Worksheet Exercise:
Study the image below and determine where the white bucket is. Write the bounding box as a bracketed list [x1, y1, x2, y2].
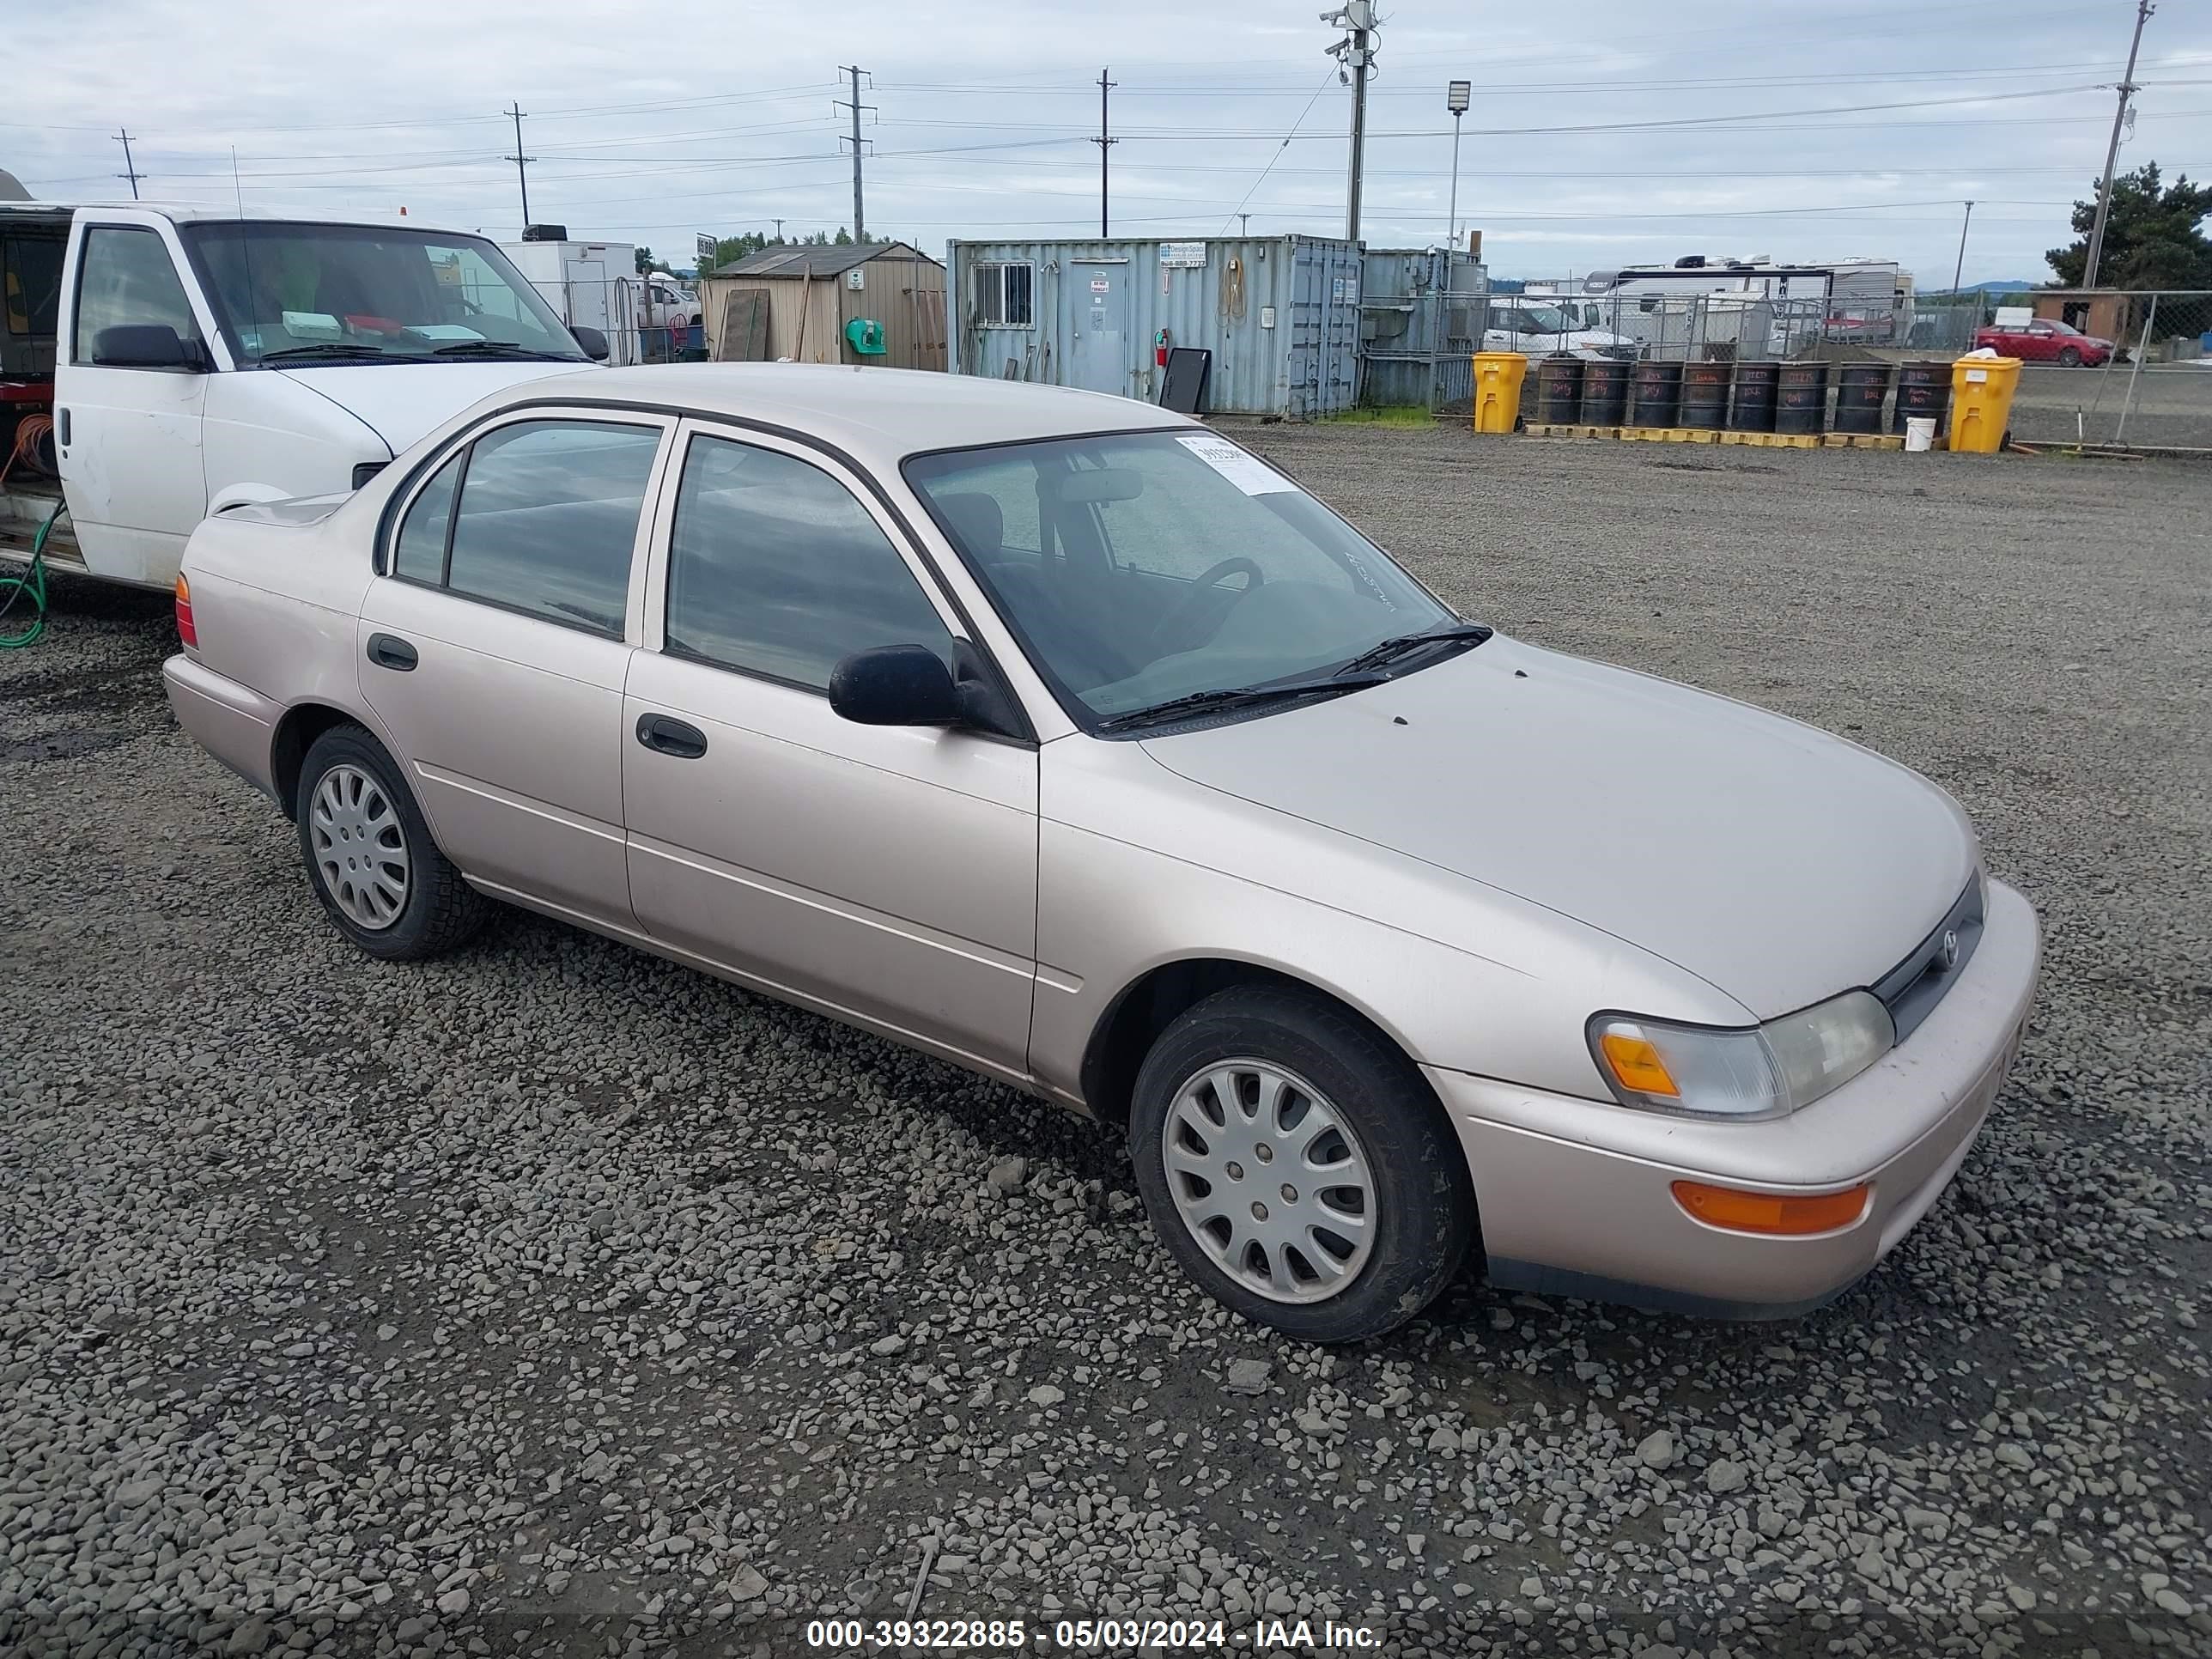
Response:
[1905, 416, 1937, 453]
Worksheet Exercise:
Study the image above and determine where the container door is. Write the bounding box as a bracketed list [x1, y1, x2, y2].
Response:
[1069, 261, 1129, 396]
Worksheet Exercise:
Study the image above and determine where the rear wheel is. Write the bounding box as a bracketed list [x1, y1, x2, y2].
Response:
[296, 725, 489, 961]
[1128, 985, 1475, 1342]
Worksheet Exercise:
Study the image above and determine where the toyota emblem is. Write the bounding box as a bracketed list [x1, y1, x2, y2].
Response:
[1936, 928, 1960, 971]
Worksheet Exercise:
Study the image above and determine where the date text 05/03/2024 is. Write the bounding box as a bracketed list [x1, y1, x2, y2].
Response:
[802, 1617, 1385, 1650]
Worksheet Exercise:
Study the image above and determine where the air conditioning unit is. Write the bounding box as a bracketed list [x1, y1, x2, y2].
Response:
[521, 223, 569, 243]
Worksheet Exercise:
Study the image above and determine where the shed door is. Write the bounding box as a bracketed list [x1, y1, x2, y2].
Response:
[716, 289, 771, 362]
[1069, 262, 1129, 397]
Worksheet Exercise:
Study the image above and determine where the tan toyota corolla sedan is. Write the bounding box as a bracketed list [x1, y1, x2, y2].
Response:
[164, 364, 2039, 1342]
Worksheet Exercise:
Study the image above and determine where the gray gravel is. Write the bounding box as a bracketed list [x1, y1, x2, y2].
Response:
[3, 433, 2209, 1658]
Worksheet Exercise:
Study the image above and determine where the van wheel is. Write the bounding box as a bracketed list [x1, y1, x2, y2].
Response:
[296, 725, 489, 961]
[1128, 986, 1475, 1343]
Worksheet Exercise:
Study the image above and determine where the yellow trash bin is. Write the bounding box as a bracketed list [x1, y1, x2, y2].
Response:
[1472, 351, 1528, 434]
[1948, 354, 2021, 453]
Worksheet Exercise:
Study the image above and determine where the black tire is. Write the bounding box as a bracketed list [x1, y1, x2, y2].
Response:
[2057, 346, 2082, 367]
[1128, 985, 1476, 1343]
[295, 724, 489, 961]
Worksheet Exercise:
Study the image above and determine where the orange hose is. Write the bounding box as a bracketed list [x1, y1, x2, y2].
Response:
[0, 413, 56, 493]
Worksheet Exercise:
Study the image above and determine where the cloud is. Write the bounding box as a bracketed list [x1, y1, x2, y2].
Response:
[7, 0, 2207, 283]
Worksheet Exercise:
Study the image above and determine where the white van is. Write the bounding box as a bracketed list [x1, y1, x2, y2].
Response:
[1480, 296, 1635, 362]
[0, 203, 606, 590]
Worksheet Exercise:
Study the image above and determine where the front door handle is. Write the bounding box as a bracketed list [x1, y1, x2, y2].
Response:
[366, 633, 418, 672]
[635, 713, 708, 759]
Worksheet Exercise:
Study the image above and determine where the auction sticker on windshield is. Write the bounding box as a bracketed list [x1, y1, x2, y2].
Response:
[1176, 434, 1293, 495]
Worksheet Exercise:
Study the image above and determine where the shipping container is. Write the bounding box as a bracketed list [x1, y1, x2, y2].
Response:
[945, 234, 1364, 418]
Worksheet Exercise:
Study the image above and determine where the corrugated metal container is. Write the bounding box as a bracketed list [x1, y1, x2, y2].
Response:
[945, 235, 1364, 418]
[1357, 248, 1488, 409]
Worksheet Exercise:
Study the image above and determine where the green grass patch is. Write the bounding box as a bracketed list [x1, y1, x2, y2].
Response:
[1330, 404, 1435, 427]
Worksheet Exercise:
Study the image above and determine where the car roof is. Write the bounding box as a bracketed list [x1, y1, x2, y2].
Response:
[505, 363, 1195, 466]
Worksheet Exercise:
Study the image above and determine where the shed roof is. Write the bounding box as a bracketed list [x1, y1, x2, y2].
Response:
[710, 240, 937, 279]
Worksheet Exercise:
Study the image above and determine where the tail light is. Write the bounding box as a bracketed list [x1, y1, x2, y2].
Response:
[174, 574, 198, 648]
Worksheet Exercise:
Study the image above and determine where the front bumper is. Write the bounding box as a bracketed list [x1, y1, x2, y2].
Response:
[1425, 878, 2040, 1319]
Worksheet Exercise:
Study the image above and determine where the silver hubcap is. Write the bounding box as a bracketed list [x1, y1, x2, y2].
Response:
[1162, 1059, 1376, 1304]
[309, 763, 410, 931]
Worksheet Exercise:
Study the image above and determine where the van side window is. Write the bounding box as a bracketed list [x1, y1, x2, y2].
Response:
[72, 227, 202, 363]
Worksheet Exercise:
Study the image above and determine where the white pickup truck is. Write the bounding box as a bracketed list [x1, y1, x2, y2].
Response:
[0, 202, 607, 590]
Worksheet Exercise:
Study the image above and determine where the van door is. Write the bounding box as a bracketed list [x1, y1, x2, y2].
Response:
[56, 216, 221, 587]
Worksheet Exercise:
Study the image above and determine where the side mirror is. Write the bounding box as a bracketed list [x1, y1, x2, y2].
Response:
[828, 643, 963, 726]
[93, 324, 201, 370]
[570, 324, 611, 362]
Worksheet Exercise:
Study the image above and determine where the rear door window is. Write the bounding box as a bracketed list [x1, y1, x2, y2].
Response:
[422, 419, 661, 635]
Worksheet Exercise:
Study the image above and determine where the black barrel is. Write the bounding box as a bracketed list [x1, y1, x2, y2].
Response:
[1833, 362, 1893, 434]
[1775, 362, 1831, 434]
[1729, 361, 1779, 431]
[1534, 354, 1585, 423]
[1892, 360, 1952, 434]
[1578, 358, 1630, 426]
[1680, 361, 1732, 429]
[1630, 361, 1683, 428]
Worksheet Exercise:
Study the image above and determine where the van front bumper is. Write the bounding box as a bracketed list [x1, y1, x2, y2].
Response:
[1425, 878, 2040, 1319]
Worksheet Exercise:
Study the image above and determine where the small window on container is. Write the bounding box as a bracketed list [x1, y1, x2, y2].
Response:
[975, 262, 1034, 329]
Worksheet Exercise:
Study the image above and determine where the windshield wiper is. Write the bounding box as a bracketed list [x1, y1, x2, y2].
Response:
[1333, 623, 1493, 678]
[1096, 672, 1391, 733]
[258, 343, 391, 362]
[428, 341, 579, 360]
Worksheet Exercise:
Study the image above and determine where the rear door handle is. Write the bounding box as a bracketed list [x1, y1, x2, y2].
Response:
[366, 633, 418, 672]
[635, 713, 708, 759]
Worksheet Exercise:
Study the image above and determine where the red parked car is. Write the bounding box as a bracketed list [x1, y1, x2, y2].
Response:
[1972, 317, 2115, 367]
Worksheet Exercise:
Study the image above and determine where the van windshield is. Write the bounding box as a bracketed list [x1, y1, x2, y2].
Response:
[185, 222, 587, 365]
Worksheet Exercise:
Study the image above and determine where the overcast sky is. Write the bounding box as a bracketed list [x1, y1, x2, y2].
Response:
[10, 0, 2210, 284]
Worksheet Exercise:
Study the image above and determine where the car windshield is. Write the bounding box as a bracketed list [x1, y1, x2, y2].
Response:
[905, 429, 1463, 725]
[1513, 305, 1571, 332]
[185, 222, 588, 365]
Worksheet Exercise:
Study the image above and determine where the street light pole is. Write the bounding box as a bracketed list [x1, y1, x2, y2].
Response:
[1324, 2, 1377, 243]
[1446, 81, 1471, 248]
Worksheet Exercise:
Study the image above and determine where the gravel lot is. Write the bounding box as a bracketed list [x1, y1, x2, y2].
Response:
[3, 432, 2209, 1659]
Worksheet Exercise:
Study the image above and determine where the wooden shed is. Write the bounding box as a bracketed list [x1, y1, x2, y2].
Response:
[702, 242, 945, 370]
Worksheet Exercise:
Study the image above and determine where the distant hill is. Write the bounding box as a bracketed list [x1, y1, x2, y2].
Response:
[1926, 279, 2036, 295]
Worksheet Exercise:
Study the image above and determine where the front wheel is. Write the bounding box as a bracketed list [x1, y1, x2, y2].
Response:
[296, 725, 489, 961]
[1128, 986, 1475, 1342]
[2057, 345, 2082, 367]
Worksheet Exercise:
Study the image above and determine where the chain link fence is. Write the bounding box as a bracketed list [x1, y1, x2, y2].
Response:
[1369, 285, 2212, 449]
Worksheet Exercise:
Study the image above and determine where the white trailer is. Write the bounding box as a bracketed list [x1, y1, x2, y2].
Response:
[499, 237, 641, 365]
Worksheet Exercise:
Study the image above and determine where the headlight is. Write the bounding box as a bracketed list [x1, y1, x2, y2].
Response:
[1588, 991, 1894, 1121]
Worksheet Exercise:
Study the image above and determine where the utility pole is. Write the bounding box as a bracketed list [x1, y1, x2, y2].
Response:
[1324, 2, 1377, 243]
[1239, 213, 1250, 236]
[504, 104, 534, 228]
[113, 129, 144, 199]
[1093, 68, 1117, 238]
[836, 66, 874, 243]
[2084, 0, 2154, 289]
[772, 217, 786, 242]
[1952, 200, 1975, 294]
[1446, 81, 1470, 248]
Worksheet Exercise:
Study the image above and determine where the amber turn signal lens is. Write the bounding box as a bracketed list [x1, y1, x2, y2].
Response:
[1671, 1180, 1870, 1237]
[1599, 1030, 1680, 1097]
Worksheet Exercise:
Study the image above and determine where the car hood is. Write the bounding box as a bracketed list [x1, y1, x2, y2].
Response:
[274, 360, 600, 453]
[1139, 636, 1977, 1019]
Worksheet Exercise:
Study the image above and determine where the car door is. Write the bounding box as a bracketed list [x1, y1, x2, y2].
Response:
[2019, 321, 2057, 361]
[361, 410, 671, 929]
[56, 219, 217, 586]
[622, 421, 1040, 1081]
